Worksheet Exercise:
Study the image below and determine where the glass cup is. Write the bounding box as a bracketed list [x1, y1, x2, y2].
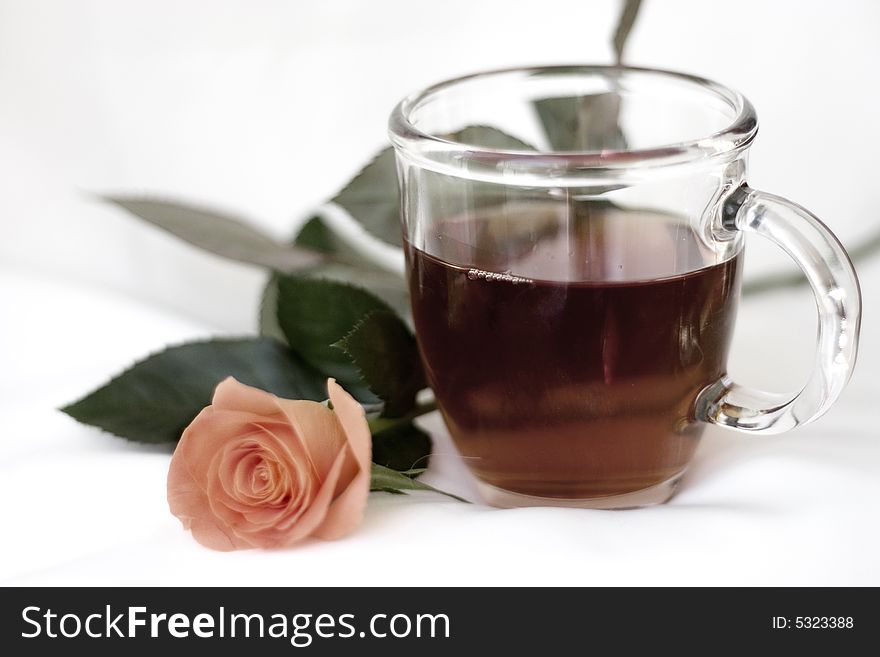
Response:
[388, 66, 861, 509]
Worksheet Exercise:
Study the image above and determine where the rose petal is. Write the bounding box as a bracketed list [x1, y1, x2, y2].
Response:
[212, 376, 284, 418]
[275, 399, 347, 480]
[168, 377, 372, 551]
[234, 451, 268, 500]
[171, 407, 286, 491]
[313, 379, 371, 540]
[219, 441, 261, 500]
[275, 446, 349, 547]
[167, 421, 254, 551]
[231, 446, 349, 549]
[208, 427, 314, 527]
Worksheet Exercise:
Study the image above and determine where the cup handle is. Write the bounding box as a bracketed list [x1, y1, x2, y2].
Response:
[695, 185, 862, 434]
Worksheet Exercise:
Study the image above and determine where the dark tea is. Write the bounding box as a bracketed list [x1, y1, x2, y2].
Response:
[406, 204, 742, 500]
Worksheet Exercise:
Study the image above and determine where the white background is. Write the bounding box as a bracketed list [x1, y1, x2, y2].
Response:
[1, 0, 878, 585]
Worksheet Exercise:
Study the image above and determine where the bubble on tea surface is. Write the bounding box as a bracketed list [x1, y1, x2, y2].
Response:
[466, 268, 533, 285]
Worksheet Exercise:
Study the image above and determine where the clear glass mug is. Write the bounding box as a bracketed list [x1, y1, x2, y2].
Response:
[388, 66, 861, 509]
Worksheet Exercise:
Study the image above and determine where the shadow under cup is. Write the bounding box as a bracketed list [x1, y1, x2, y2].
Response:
[388, 65, 857, 509]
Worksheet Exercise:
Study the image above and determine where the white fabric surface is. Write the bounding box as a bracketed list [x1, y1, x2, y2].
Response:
[1, 0, 879, 586]
[1, 261, 878, 586]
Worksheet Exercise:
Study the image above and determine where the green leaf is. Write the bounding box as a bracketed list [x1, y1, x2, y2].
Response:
[533, 0, 644, 155]
[333, 148, 401, 246]
[534, 94, 628, 152]
[258, 274, 286, 343]
[103, 197, 323, 272]
[294, 215, 411, 316]
[260, 269, 410, 343]
[293, 215, 338, 253]
[332, 126, 535, 248]
[334, 310, 425, 417]
[530, 2, 642, 155]
[370, 421, 431, 473]
[293, 214, 405, 288]
[370, 464, 468, 502]
[450, 125, 536, 151]
[61, 337, 326, 444]
[276, 275, 394, 400]
[258, 219, 412, 345]
[294, 214, 385, 267]
[304, 263, 411, 318]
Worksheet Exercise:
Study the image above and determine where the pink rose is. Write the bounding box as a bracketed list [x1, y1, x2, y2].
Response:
[167, 377, 370, 551]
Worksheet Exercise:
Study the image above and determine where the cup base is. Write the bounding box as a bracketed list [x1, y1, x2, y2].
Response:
[474, 471, 685, 510]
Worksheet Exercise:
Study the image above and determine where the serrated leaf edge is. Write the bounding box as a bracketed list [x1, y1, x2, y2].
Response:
[330, 309, 421, 415]
[59, 336, 296, 443]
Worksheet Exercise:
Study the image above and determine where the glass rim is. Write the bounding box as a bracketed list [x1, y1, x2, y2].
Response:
[388, 64, 759, 178]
